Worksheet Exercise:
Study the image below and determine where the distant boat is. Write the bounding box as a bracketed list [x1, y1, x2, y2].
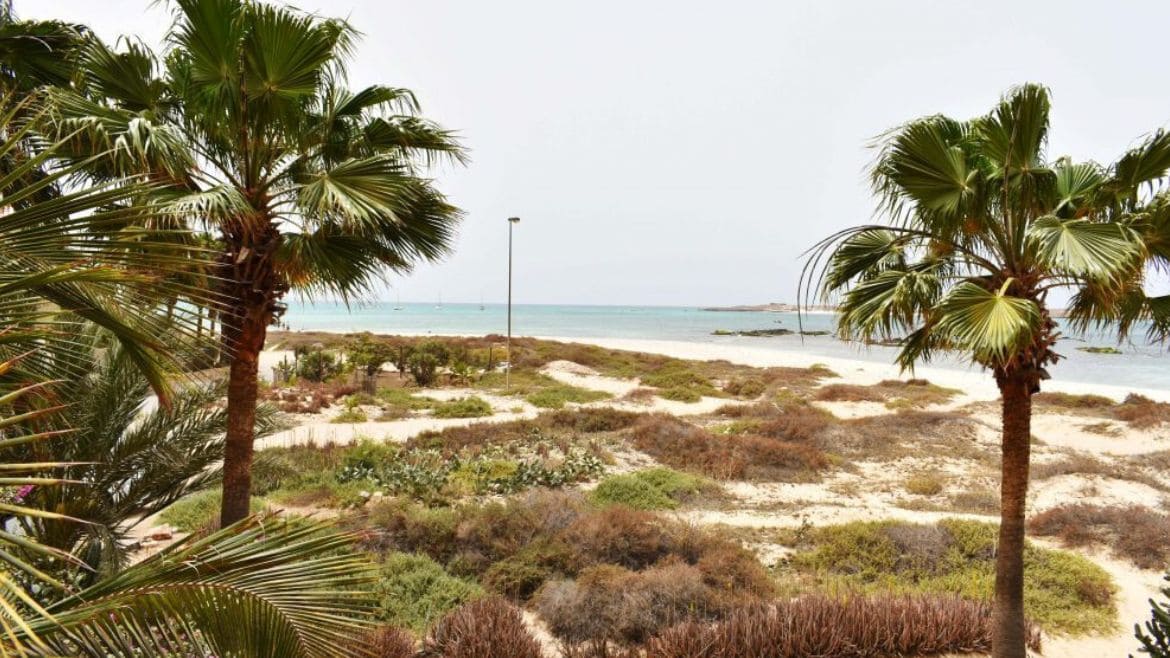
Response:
[393, 291, 403, 311]
[435, 292, 442, 310]
[479, 293, 485, 311]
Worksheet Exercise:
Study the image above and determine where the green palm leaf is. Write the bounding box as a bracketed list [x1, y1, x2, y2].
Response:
[1027, 216, 1142, 282]
[30, 517, 377, 658]
[934, 281, 1040, 366]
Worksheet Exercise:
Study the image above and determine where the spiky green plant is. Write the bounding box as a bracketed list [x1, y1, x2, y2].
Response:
[11, 334, 285, 582]
[804, 83, 1168, 658]
[1135, 573, 1170, 658]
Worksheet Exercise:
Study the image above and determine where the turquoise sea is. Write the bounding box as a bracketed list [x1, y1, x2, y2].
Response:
[283, 301, 1170, 392]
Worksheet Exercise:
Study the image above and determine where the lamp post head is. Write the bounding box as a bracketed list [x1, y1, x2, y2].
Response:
[508, 217, 520, 224]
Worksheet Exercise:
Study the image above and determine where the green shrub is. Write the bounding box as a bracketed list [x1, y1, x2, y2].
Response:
[379, 387, 438, 409]
[790, 519, 1116, 636]
[592, 475, 676, 510]
[723, 377, 767, 398]
[376, 553, 483, 634]
[659, 386, 702, 403]
[346, 333, 397, 378]
[159, 489, 266, 533]
[526, 384, 611, 409]
[408, 342, 451, 387]
[338, 440, 603, 502]
[590, 468, 710, 510]
[481, 539, 576, 601]
[904, 472, 946, 496]
[296, 348, 342, 382]
[432, 396, 493, 419]
[332, 407, 369, 423]
[642, 362, 712, 390]
[266, 478, 369, 509]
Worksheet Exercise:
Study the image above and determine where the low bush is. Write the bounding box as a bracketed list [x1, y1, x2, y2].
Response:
[1027, 503, 1170, 570]
[296, 348, 343, 382]
[536, 562, 720, 646]
[548, 407, 642, 433]
[349, 626, 415, 658]
[644, 594, 1042, 657]
[375, 553, 483, 634]
[332, 407, 369, 423]
[658, 386, 702, 403]
[432, 396, 494, 419]
[630, 415, 828, 480]
[1114, 393, 1170, 428]
[813, 384, 884, 402]
[408, 341, 451, 387]
[339, 441, 603, 502]
[159, 490, 266, 534]
[589, 468, 711, 511]
[641, 362, 715, 392]
[1034, 392, 1116, 409]
[426, 597, 543, 658]
[789, 518, 1116, 635]
[904, 472, 946, 496]
[722, 377, 767, 399]
[362, 491, 772, 609]
[526, 384, 611, 409]
[1031, 453, 1164, 491]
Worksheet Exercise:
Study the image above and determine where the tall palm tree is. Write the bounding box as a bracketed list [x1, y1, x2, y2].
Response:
[0, 94, 377, 657]
[803, 84, 1169, 658]
[47, 0, 466, 525]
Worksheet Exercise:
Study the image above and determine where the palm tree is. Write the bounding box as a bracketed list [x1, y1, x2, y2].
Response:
[0, 94, 377, 656]
[46, 0, 466, 525]
[803, 84, 1169, 658]
[10, 333, 284, 582]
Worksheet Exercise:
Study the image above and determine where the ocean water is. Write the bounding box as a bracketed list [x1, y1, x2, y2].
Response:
[283, 301, 1170, 391]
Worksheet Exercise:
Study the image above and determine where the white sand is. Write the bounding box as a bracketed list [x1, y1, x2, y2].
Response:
[536, 336, 1170, 403]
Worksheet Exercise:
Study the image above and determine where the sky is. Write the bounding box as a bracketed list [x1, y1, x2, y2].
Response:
[22, 1, 1170, 306]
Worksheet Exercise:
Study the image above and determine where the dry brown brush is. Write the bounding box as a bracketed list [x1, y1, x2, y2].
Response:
[629, 415, 827, 480]
[425, 597, 543, 658]
[644, 595, 1042, 658]
[1027, 503, 1170, 570]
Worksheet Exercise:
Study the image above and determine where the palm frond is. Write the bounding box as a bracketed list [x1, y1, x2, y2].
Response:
[30, 517, 377, 658]
[1027, 215, 1142, 283]
[934, 280, 1040, 367]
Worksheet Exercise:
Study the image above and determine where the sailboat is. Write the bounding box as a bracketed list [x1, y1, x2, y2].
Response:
[434, 291, 442, 310]
[479, 292, 485, 311]
[393, 290, 403, 311]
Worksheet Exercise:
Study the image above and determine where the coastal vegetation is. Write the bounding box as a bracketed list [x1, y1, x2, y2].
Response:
[0, 0, 1167, 654]
[803, 83, 1170, 658]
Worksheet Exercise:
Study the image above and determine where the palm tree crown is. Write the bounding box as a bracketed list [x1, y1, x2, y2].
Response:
[808, 84, 1164, 377]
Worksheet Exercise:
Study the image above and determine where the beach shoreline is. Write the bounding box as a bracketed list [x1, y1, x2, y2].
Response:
[266, 329, 1170, 401]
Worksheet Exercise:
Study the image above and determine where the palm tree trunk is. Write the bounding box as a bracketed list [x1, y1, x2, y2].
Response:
[220, 304, 267, 525]
[218, 211, 283, 527]
[992, 370, 1033, 658]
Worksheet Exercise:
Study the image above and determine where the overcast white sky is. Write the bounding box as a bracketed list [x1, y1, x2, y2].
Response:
[22, 1, 1170, 306]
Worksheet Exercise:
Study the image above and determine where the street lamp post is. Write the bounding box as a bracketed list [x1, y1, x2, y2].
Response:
[506, 217, 520, 388]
